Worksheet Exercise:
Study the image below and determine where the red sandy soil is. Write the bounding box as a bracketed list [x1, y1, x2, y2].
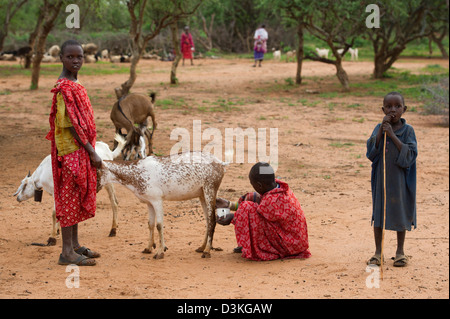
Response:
[0, 57, 448, 299]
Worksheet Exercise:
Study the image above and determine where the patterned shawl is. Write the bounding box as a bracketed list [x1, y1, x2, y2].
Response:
[46, 78, 97, 223]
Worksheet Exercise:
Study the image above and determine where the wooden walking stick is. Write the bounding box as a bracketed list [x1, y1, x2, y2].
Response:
[380, 132, 387, 280]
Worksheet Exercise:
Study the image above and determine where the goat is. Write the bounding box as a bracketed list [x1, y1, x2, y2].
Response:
[97, 151, 228, 259]
[120, 54, 132, 63]
[3, 46, 33, 66]
[82, 43, 98, 55]
[48, 45, 60, 57]
[285, 50, 296, 62]
[349, 47, 358, 61]
[0, 53, 16, 61]
[110, 92, 157, 158]
[41, 54, 57, 63]
[109, 55, 121, 63]
[272, 48, 281, 61]
[84, 54, 97, 63]
[315, 48, 329, 59]
[13, 135, 126, 245]
[123, 134, 147, 161]
[101, 49, 109, 60]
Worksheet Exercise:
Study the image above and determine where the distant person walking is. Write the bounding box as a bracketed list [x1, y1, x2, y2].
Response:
[181, 26, 195, 66]
[253, 24, 268, 67]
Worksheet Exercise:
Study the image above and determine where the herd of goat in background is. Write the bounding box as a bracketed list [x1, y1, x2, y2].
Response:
[0, 42, 163, 64]
[1, 42, 359, 65]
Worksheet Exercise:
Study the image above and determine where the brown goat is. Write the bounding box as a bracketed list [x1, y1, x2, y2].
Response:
[110, 92, 157, 157]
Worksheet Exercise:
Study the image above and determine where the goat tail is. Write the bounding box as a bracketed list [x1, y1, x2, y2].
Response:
[149, 92, 156, 103]
[112, 133, 127, 159]
[221, 161, 230, 172]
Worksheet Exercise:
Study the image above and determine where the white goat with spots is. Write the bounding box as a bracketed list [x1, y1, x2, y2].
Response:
[98, 151, 227, 259]
[13, 135, 126, 244]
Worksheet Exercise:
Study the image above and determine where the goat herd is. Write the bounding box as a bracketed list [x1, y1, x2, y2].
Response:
[271, 47, 359, 62]
[0, 42, 163, 65]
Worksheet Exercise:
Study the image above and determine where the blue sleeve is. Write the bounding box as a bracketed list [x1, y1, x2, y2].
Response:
[366, 124, 381, 163]
[395, 125, 418, 168]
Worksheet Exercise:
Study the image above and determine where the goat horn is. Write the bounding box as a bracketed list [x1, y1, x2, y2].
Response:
[27, 170, 31, 177]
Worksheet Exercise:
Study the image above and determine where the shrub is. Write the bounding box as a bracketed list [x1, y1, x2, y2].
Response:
[422, 76, 449, 126]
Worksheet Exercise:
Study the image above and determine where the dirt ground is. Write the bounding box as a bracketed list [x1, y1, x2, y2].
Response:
[0, 56, 448, 300]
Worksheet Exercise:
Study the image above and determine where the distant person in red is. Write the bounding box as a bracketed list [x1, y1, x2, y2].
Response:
[181, 25, 195, 66]
[46, 39, 102, 266]
[217, 162, 311, 261]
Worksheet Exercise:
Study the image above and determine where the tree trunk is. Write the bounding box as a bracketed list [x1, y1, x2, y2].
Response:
[0, 32, 7, 53]
[373, 46, 404, 79]
[30, 0, 62, 90]
[169, 22, 182, 84]
[295, 23, 304, 85]
[199, 12, 214, 51]
[115, 47, 141, 99]
[24, 6, 45, 69]
[335, 62, 350, 91]
[431, 32, 449, 59]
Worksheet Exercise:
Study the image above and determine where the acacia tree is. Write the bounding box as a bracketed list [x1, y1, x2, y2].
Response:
[365, 0, 433, 78]
[269, 0, 310, 84]
[115, 0, 202, 99]
[271, 0, 365, 90]
[302, 1, 366, 91]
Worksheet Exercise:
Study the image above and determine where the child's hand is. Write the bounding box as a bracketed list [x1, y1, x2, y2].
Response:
[89, 151, 102, 169]
[216, 198, 229, 209]
[217, 213, 234, 226]
[381, 121, 394, 137]
[382, 114, 393, 124]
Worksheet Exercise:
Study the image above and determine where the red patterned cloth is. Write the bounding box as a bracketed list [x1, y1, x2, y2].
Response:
[232, 180, 311, 261]
[46, 78, 97, 227]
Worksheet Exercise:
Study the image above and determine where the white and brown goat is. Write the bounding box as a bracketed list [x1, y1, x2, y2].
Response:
[13, 136, 126, 245]
[98, 151, 227, 259]
[110, 92, 157, 159]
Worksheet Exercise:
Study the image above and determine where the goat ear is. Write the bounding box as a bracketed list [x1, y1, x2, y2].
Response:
[27, 170, 31, 177]
[13, 183, 23, 196]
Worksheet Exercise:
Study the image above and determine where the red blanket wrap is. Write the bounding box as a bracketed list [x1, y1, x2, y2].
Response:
[232, 180, 311, 261]
[45, 79, 97, 227]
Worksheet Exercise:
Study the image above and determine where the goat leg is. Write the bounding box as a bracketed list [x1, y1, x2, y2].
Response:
[143, 203, 156, 254]
[197, 186, 217, 258]
[47, 206, 58, 246]
[105, 184, 118, 237]
[152, 200, 167, 259]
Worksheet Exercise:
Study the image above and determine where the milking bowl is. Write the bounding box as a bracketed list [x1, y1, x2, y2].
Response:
[216, 207, 230, 218]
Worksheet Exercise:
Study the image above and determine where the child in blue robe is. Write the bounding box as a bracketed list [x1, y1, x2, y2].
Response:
[366, 92, 418, 267]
